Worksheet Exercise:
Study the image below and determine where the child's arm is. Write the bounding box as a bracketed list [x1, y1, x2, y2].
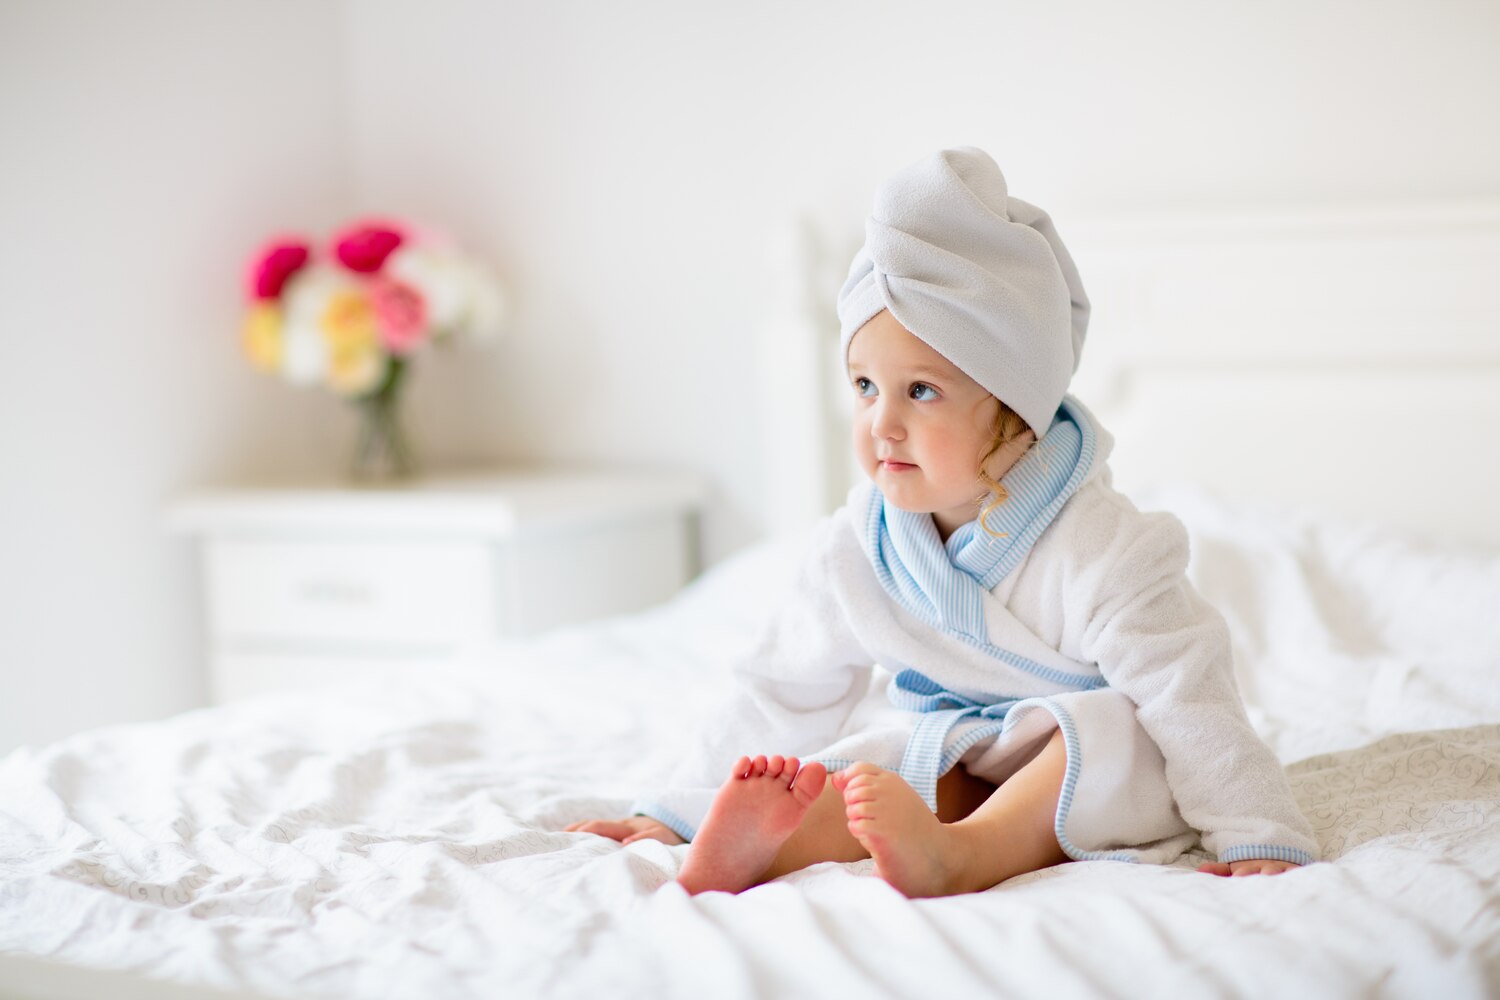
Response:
[1071, 500, 1319, 868]
[1197, 859, 1299, 876]
[564, 816, 684, 845]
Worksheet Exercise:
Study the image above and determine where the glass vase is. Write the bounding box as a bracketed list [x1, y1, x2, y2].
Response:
[350, 357, 417, 482]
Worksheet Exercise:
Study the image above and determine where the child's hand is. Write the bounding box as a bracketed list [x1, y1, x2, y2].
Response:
[1197, 859, 1300, 877]
[564, 816, 686, 846]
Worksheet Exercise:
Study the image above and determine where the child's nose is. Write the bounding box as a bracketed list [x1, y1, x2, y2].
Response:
[870, 400, 905, 439]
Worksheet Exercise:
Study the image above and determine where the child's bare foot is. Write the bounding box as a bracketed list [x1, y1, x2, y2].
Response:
[676, 754, 827, 895]
[834, 762, 971, 898]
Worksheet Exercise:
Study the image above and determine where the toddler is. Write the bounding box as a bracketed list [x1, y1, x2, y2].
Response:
[567, 147, 1317, 897]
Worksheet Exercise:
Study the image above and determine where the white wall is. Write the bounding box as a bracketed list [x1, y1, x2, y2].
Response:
[344, 0, 1500, 554]
[0, 1, 352, 753]
[3, 0, 1498, 754]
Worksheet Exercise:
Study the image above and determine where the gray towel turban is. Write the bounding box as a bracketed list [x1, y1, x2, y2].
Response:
[837, 147, 1090, 439]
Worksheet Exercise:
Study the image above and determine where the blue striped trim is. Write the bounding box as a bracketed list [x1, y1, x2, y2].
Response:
[870, 587, 1116, 695]
[1004, 698, 1137, 864]
[937, 716, 1009, 776]
[630, 801, 698, 843]
[898, 709, 970, 810]
[1217, 844, 1314, 866]
[971, 397, 1098, 591]
[887, 669, 1021, 810]
[950, 628, 1109, 691]
[862, 419, 1087, 635]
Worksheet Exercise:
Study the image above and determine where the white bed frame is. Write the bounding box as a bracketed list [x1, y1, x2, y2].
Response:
[763, 202, 1500, 551]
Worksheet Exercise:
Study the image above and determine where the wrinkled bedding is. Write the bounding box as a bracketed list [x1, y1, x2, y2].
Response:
[2, 487, 1498, 999]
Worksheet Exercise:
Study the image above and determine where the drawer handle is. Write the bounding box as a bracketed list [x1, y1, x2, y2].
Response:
[297, 580, 376, 606]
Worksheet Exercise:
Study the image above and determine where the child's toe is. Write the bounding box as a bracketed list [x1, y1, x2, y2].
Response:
[791, 761, 826, 803]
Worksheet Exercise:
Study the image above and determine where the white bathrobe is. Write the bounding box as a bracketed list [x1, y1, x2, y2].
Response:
[634, 402, 1318, 867]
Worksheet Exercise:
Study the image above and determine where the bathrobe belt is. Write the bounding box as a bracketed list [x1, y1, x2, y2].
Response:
[889, 668, 1023, 812]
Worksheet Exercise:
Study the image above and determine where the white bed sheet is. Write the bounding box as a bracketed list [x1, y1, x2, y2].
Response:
[2, 490, 1499, 999]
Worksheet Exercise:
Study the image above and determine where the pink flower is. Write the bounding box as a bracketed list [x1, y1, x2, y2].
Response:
[369, 276, 430, 354]
[330, 218, 407, 274]
[244, 238, 311, 302]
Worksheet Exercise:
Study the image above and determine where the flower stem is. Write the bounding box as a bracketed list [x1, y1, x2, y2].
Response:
[350, 357, 416, 481]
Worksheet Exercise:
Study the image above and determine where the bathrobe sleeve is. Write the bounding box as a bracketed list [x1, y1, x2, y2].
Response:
[1064, 490, 1319, 865]
[630, 513, 876, 841]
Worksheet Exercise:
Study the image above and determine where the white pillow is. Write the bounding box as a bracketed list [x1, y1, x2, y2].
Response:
[1134, 483, 1500, 760]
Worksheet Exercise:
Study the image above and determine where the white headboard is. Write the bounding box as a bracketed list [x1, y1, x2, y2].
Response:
[760, 202, 1500, 551]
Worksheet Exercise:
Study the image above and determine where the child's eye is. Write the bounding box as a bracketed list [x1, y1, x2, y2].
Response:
[911, 383, 939, 401]
[854, 377, 877, 398]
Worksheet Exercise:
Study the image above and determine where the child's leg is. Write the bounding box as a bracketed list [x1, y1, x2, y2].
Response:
[676, 732, 1067, 896]
[756, 760, 997, 881]
[676, 754, 833, 895]
[752, 772, 871, 881]
[837, 729, 1070, 897]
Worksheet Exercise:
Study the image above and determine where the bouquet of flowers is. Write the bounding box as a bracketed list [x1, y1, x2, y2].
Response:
[240, 217, 505, 478]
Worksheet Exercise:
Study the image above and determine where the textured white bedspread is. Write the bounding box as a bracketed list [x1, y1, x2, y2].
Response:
[2, 488, 1499, 999]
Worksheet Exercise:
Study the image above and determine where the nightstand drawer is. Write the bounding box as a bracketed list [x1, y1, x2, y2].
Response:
[171, 466, 706, 704]
[203, 538, 499, 645]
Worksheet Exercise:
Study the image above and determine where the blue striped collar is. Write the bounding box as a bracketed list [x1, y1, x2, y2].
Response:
[853, 395, 1098, 644]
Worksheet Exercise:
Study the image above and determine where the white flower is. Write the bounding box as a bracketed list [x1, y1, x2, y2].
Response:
[276, 265, 354, 386]
[281, 314, 328, 386]
[385, 246, 470, 334]
[280, 265, 360, 334]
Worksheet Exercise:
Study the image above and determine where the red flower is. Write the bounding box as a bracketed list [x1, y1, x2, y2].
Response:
[330, 219, 406, 274]
[244, 238, 311, 302]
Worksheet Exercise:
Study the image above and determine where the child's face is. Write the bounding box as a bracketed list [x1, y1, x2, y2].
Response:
[847, 310, 1016, 536]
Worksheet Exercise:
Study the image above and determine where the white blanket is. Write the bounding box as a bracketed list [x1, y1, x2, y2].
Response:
[1, 487, 1498, 999]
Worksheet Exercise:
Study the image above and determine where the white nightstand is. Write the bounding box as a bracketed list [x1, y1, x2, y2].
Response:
[168, 466, 706, 704]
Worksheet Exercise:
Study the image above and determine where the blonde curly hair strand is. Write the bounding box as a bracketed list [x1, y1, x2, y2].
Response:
[975, 398, 1035, 540]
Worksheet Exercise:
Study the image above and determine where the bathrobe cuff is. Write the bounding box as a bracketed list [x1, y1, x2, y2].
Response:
[630, 800, 699, 842]
[1217, 843, 1316, 866]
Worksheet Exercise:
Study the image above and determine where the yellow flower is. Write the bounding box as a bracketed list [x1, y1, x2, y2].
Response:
[316, 288, 387, 395]
[242, 304, 283, 371]
[326, 335, 388, 397]
[319, 288, 377, 351]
